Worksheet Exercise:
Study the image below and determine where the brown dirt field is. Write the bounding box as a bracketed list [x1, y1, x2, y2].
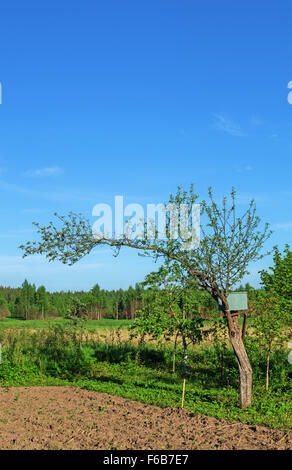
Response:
[0, 386, 291, 450]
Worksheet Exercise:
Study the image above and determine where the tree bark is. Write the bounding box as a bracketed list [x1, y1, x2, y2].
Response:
[182, 335, 188, 379]
[266, 347, 271, 392]
[172, 331, 178, 373]
[228, 314, 253, 408]
[241, 313, 248, 341]
[181, 335, 188, 409]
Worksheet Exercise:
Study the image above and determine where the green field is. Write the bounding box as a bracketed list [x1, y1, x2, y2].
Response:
[0, 317, 132, 330]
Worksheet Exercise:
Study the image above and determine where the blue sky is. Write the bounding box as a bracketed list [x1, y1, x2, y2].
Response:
[0, 0, 291, 291]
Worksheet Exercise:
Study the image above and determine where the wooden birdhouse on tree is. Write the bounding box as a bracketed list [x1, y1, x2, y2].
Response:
[218, 291, 249, 340]
[218, 291, 248, 312]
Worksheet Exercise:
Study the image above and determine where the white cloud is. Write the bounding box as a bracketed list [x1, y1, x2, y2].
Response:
[0, 229, 34, 239]
[212, 113, 247, 137]
[0, 255, 104, 275]
[0, 255, 106, 291]
[0, 180, 92, 202]
[235, 165, 253, 173]
[250, 116, 262, 127]
[24, 166, 63, 177]
[22, 208, 45, 214]
[273, 222, 292, 231]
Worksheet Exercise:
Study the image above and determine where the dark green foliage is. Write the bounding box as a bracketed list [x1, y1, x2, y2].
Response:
[35, 286, 49, 318]
[0, 281, 145, 321]
[260, 245, 292, 318]
[0, 276, 220, 324]
[0, 291, 10, 320]
[66, 296, 89, 319]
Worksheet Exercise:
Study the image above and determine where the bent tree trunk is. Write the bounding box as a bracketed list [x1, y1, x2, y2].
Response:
[227, 313, 253, 408]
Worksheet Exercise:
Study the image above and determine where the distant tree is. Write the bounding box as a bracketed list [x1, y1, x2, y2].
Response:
[91, 283, 101, 299]
[8, 293, 17, 317]
[35, 286, 49, 319]
[260, 245, 292, 320]
[20, 280, 36, 319]
[67, 296, 88, 320]
[20, 185, 272, 407]
[252, 291, 286, 391]
[0, 291, 10, 320]
[50, 292, 67, 317]
[237, 282, 258, 301]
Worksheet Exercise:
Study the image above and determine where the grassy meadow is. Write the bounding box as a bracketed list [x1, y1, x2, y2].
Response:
[0, 317, 132, 331]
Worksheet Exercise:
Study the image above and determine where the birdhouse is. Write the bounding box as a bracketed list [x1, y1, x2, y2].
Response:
[218, 292, 248, 312]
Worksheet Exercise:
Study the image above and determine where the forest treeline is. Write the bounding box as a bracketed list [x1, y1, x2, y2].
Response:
[0, 281, 145, 320]
[0, 279, 257, 321]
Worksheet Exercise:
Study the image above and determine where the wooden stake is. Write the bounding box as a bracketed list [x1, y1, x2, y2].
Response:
[181, 378, 186, 408]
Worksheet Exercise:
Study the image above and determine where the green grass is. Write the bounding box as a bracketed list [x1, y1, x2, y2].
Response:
[0, 317, 132, 330]
[0, 324, 291, 431]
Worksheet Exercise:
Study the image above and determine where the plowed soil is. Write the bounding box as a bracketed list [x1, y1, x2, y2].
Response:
[0, 386, 291, 450]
